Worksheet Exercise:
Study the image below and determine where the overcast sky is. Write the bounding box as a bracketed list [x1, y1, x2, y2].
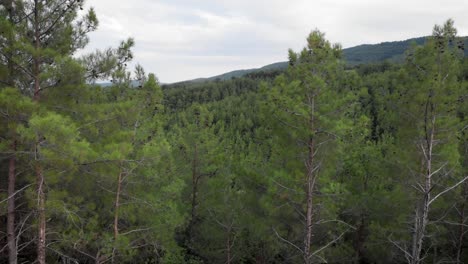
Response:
[79, 0, 468, 83]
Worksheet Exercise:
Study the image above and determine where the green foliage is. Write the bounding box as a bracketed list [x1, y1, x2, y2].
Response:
[1, 6, 468, 263]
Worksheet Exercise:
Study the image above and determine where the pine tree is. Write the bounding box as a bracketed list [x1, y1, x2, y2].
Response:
[0, 1, 97, 262]
[264, 30, 355, 263]
[395, 19, 466, 263]
[0, 88, 34, 264]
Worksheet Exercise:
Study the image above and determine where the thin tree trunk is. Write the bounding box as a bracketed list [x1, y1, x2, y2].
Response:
[410, 115, 435, 264]
[188, 143, 200, 245]
[95, 250, 101, 264]
[32, 1, 46, 263]
[456, 131, 468, 264]
[354, 174, 369, 263]
[114, 166, 123, 240]
[7, 140, 18, 264]
[226, 231, 231, 264]
[36, 162, 46, 264]
[191, 143, 199, 222]
[112, 162, 124, 263]
[255, 244, 266, 264]
[6, 1, 18, 262]
[33, 0, 40, 101]
[304, 93, 317, 264]
[304, 138, 316, 264]
[410, 161, 431, 264]
[33, 0, 46, 264]
[456, 181, 468, 263]
[34, 1, 46, 262]
[354, 213, 368, 263]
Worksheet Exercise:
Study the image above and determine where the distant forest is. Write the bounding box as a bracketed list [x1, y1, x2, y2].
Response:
[1, 1, 468, 264]
[178, 36, 468, 83]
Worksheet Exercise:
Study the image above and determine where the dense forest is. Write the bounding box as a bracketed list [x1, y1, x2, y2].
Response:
[1, 1, 468, 264]
[183, 37, 468, 83]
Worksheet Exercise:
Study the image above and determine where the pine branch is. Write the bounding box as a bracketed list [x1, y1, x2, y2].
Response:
[273, 227, 304, 254]
[429, 175, 468, 206]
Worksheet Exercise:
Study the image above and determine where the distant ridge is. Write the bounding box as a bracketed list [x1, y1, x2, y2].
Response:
[98, 36, 468, 87]
[343, 36, 428, 64]
[185, 61, 287, 84]
[176, 36, 467, 84]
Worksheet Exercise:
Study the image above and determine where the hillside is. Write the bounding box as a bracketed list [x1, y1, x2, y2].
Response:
[182, 36, 468, 83]
[184, 61, 287, 84]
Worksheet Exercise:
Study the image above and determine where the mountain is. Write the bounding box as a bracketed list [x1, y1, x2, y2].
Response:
[179, 36, 467, 83]
[185, 61, 288, 84]
[95, 80, 141, 88]
[96, 36, 467, 86]
[343, 36, 427, 65]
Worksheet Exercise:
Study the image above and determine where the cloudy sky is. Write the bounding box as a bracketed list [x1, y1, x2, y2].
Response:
[80, 0, 468, 83]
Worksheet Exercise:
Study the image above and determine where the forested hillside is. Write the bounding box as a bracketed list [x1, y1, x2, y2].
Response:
[343, 36, 468, 64]
[1, 1, 468, 264]
[180, 36, 468, 83]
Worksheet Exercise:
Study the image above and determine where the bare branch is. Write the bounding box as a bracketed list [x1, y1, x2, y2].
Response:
[47, 247, 79, 264]
[272, 179, 298, 193]
[0, 184, 33, 205]
[310, 229, 349, 257]
[120, 227, 153, 236]
[428, 162, 448, 178]
[273, 227, 304, 254]
[429, 175, 468, 206]
[315, 219, 357, 230]
[388, 238, 412, 263]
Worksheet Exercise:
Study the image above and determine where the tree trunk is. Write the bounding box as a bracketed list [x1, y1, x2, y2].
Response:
[112, 162, 124, 263]
[354, 213, 368, 264]
[304, 94, 317, 264]
[456, 181, 468, 263]
[411, 198, 430, 264]
[191, 143, 199, 222]
[410, 115, 435, 264]
[304, 138, 316, 264]
[36, 162, 46, 264]
[456, 130, 468, 264]
[226, 231, 231, 264]
[95, 250, 101, 264]
[303, 94, 317, 264]
[7, 140, 17, 264]
[33, 0, 41, 101]
[188, 143, 200, 245]
[33, 1, 46, 263]
[255, 246, 266, 264]
[6, 2, 18, 263]
[354, 175, 369, 263]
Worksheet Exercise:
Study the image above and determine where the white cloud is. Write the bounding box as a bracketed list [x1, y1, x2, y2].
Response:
[78, 0, 468, 83]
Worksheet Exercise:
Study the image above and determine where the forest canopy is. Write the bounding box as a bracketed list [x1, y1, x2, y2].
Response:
[0, 1, 468, 264]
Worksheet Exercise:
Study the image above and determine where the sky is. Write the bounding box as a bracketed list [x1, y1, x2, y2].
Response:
[79, 0, 468, 83]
